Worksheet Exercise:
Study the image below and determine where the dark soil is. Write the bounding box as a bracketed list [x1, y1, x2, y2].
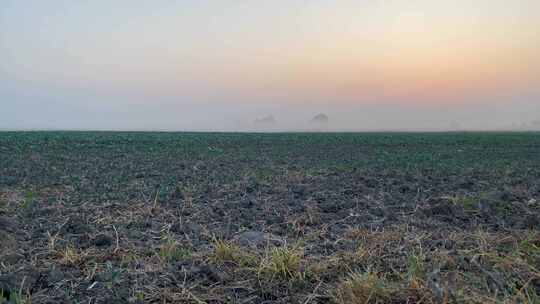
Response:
[0, 132, 539, 303]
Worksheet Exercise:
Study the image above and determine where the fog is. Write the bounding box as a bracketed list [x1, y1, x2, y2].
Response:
[1, 1, 539, 132]
[2, 86, 539, 132]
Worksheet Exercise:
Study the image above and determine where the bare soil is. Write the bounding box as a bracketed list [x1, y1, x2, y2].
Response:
[0, 132, 539, 303]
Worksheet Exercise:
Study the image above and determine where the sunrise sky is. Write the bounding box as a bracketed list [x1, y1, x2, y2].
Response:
[1, 1, 539, 130]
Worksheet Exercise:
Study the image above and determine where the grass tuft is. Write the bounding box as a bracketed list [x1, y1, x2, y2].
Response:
[212, 239, 237, 263]
[57, 246, 87, 266]
[333, 271, 390, 304]
[264, 245, 304, 280]
[158, 238, 191, 263]
[406, 249, 425, 287]
[20, 190, 35, 215]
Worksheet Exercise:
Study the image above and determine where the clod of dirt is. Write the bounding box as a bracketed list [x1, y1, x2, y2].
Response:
[516, 214, 540, 229]
[246, 183, 258, 193]
[33, 206, 57, 218]
[369, 207, 386, 217]
[364, 178, 378, 188]
[0, 216, 17, 232]
[509, 201, 529, 214]
[477, 199, 496, 214]
[458, 180, 474, 190]
[0, 267, 40, 297]
[0, 274, 17, 297]
[427, 269, 444, 301]
[93, 234, 113, 247]
[46, 267, 65, 284]
[423, 202, 457, 217]
[290, 185, 307, 198]
[170, 263, 229, 283]
[170, 222, 202, 235]
[65, 216, 90, 234]
[398, 184, 413, 193]
[0, 176, 18, 186]
[320, 201, 345, 213]
[189, 265, 229, 282]
[493, 190, 515, 202]
[240, 198, 255, 208]
[0, 253, 23, 265]
[1, 231, 18, 249]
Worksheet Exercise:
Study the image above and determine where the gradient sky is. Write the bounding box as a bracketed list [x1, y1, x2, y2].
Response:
[1, 0, 539, 130]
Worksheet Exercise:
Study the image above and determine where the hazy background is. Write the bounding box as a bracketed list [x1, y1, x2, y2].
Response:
[1, 0, 539, 131]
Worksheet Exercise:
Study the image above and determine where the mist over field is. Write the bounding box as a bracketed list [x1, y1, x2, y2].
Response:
[1, 0, 539, 131]
[2, 92, 539, 131]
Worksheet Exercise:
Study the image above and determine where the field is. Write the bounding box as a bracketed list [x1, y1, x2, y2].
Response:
[1, 132, 539, 303]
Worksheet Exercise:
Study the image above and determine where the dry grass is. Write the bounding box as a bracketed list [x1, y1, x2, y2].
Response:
[157, 238, 191, 263]
[260, 245, 305, 281]
[56, 246, 88, 267]
[3, 132, 540, 303]
[211, 239, 237, 263]
[333, 271, 391, 304]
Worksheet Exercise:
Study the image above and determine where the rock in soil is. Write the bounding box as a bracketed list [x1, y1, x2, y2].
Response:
[93, 234, 113, 247]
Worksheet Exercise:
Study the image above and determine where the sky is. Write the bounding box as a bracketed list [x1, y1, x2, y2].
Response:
[1, 0, 539, 131]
